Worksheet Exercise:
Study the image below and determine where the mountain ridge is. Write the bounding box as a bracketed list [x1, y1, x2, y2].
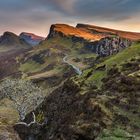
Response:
[46, 23, 133, 56]
[76, 23, 140, 41]
[0, 31, 30, 48]
[47, 24, 105, 41]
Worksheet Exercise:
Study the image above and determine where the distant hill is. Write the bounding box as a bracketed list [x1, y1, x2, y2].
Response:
[0, 32, 32, 80]
[0, 32, 30, 49]
[20, 32, 44, 46]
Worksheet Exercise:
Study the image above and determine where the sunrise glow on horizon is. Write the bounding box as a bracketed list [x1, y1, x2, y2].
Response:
[0, 0, 140, 36]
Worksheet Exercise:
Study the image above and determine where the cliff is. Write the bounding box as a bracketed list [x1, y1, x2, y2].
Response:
[84, 36, 132, 56]
[47, 24, 104, 42]
[76, 24, 140, 41]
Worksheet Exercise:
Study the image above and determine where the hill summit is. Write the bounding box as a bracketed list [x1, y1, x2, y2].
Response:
[47, 24, 105, 41]
[0, 31, 29, 48]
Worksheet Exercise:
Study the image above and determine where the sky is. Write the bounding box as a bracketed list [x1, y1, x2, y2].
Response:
[0, 0, 140, 37]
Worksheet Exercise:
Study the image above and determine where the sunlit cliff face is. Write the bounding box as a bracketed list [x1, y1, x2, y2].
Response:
[0, 0, 140, 36]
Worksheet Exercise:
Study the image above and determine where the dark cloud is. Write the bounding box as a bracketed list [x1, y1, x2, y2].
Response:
[0, 0, 140, 18]
[73, 0, 140, 21]
[26, 0, 140, 21]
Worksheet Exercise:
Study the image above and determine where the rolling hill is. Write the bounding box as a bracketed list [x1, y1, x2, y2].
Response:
[20, 32, 44, 46]
[0, 31, 30, 49]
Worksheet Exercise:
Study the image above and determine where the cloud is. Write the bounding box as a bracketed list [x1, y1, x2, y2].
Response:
[31, 0, 77, 12]
[46, 0, 76, 12]
[74, 0, 140, 21]
[0, 0, 140, 36]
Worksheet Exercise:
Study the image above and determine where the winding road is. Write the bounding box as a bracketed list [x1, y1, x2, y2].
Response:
[63, 55, 82, 75]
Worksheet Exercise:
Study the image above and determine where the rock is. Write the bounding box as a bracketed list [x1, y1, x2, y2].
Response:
[84, 37, 132, 56]
[0, 125, 21, 140]
[47, 24, 103, 42]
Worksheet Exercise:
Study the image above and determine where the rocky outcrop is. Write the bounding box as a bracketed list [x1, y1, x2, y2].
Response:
[76, 23, 113, 36]
[47, 24, 103, 42]
[84, 36, 132, 56]
[76, 23, 140, 41]
[47, 24, 132, 57]
[0, 125, 21, 140]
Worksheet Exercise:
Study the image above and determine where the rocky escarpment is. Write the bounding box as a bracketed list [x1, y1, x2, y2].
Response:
[85, 36, 132, 56]
[47, 24, 132, 57]
[47, 24, 103, 42]
[76, 24, 115, 36]
[76, 23, 140, 41]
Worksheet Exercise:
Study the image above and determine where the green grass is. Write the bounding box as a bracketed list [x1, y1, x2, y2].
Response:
[86, 70, 106, 88]
[39, 36, 84, 52]
[19, 36, 88, 77]
[20, 60, 44, 73]
[97, 128, 136, 140]
[113, 106, 140, 131]
[69, 52, 97, 59]
[101, 43, 140, 68]
[81, 42, 140, 88]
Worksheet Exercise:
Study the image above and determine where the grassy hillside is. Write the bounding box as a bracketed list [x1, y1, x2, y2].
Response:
[80, 42, 140, 88]
[0, 31, 32, 81]
[0, 32, 30, 49]
[28, 43, 140, 140]
[19, 36, 97, 89]
[101, 42, 140, 68]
